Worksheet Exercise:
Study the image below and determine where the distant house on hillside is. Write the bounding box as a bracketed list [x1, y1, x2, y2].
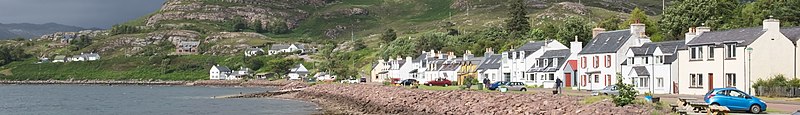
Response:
[210, 65, 232, 80]
[227, 67, 253, 80]
[268, 44, 305, 55]
[175, 41, 200, 55]
[68, 53, 100, 62]
[244, 47, 264, 57]
[52, 55, 67, 63]
[288, 64, 309, 80]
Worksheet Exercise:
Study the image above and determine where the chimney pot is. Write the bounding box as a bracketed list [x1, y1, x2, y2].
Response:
[592, 28, 606, 38]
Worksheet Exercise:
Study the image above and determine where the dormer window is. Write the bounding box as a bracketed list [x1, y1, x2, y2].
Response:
[629, 57, 635, 65]
[643, 57, 649, 64]
[543, 59, 550, 68]
[690, 46, 703, 60]
[726, 44, 737, 59]
[552, 58, 558, 67]
[655, 56, 664, 64]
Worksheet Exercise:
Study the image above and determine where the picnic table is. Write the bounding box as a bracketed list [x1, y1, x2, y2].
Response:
[708, 105, 731, 115]
[688, 101, 708, 113]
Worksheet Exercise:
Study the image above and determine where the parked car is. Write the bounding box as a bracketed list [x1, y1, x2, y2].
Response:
[400, 79, 419, 86]
[704, 88, 767, 114]
[591, 85, 619, 96]
[503, 82, 527, 91]
[340, 79, 359, 84]
[424, 78, 452, 86]
[488, 81, 509, 90]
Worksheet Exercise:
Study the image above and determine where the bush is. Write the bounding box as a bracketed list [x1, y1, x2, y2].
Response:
[613, 73, 637, 106]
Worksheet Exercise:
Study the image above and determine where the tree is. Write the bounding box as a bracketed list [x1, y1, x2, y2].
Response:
[252, 20, 265, 33]
[612, 73, 637, 106]
[110, 25, 141, 35]
[659, 0, 739, 40]
[231, 17, 248, 32]
[381, 29, 397, 43]
[415, 33, 446, 53]
[598, 16, 622, 30]
[353, 38, 366, 50]
[505, 0, 531, 38]
[619, 7, 665, 41]
[0, 46, 31, 66]
[734, 0, 800, 28]
[70, 35, 92, 51]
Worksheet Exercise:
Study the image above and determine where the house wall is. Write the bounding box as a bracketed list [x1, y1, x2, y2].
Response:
[749, 30, 796, 81]
[678, 46, 746, 95]
[577, 53, 617, 90]
[480, 69, 502, 83]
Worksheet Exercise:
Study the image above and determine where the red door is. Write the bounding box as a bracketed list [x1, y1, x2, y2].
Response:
[565, 73, 572, 87]
[606, 75, 611, 86]
[708, 73, 714, 91]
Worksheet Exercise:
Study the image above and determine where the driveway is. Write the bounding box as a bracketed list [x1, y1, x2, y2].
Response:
[656, 94, 800, 114]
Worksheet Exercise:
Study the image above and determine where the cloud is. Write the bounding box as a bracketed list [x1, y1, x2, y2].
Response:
[0, 0, 165, 29]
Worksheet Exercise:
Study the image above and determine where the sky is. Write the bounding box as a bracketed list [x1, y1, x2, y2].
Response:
[0, 0, 166, 29]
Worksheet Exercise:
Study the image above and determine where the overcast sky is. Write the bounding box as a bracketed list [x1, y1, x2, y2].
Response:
[0, 0, 166, 29]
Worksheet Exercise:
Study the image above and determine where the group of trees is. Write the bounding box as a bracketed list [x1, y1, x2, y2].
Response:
[659, 0, 800, 40]
[229, 17, 290, 34]
[0, 46, 30, 66]
[110, 25, 142, 35]
[69, 35, 92, 51]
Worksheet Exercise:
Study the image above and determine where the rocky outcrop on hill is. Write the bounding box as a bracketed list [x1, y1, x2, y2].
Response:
[295, 84, 654, 114]
[147, 0, 332, 30]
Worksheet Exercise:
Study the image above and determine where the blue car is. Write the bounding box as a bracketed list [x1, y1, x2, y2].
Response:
[704, 88, 767, 113]
[487, 81, 509, 90]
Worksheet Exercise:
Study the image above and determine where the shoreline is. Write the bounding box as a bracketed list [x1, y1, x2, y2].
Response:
[0, 80, 298, 87]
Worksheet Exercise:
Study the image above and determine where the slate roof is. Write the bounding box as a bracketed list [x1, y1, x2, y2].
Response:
[528, 50, 570, 72]
[215, 66, 232, 72]
[477, 54, 502, 71]
[83, 53, 100, 58]
[539, 49, 571, 58]
[290, 64, 309, 73]
[440, 60, 462, 71]
[630, 40, 685, 56]
[517, 40, 550, 52]
[686, 27, 764, 46]
[413, 52, 429, 62]
[579, 30, 633, 54]
[781, 27, 800, 43]
[632, 66, 650, 76]
[270, 44, 304, 50]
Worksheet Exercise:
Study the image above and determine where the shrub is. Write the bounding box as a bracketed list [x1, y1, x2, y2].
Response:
[613, 73, 637, 106]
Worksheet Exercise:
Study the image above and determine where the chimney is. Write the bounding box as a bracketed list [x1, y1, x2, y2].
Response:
[763, 16, 780, 31]
[630, 21, 646, 38]
[485, 48, 494, 56]
[463, 50, 474, 60]
[696, 24, 711, 35]
[448, 52, 456, 60]
[438, 51, 445, 59]
[592, 28, 606, 38]
[570, 36, 583, 55]
[396, 56, 402, 61]
[683, 27, 698, 44]
[406, 56, 412, 64]
[429, 49, 435, 58]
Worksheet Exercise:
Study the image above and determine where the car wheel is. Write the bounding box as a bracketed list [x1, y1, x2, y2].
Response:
[444, 84, 448, 87]
[750, 104, 762, 114]
[710, 103, 719, 106]
[521, 88, 527, 91]
[603, 93, 608, 95]
[428, 84, 432, 86]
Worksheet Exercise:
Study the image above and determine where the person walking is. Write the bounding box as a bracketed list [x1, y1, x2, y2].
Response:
[555, 78, 563, 94]
[483, 78, 490, 89]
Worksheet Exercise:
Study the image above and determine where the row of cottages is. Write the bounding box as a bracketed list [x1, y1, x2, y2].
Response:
[209, 65, 253, 80]
[51, 53, 101, 63]
[577, 22, 654, 92]
[268, 44, 306, 55]
[678, 18, 800, 95]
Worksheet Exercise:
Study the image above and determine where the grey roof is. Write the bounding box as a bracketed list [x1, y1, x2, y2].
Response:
[477, 54, 502, 70]
[179, 41, 200, 46]
[632, 66, 650, 76]
[539, 49, 571, 58]
[630, 40, 685, 56]
[440, 60, 462, 71]
[248, 48, 264, 52]
[270, 44, 304, 50]
[413, 52, 429, 62]
[664, 55, 678, 64]
[528, 51, 569, 73]
[215, 66, 232, 72]
[54, 55, 66, 59]
[82, 53, 100, 58]
[781, 27, 800, 43]
[686, 27, 764, 46]
[579, 30, 633, 54]
[517, 40, 550, 52]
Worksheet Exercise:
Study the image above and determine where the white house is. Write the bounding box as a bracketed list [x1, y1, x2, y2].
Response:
[52, 55, 67, 63]
[678, 18, 799, 95]
[67, 53, 100, 62]
[478, 48, 504, 83]
[268, 44, 305, 55]
[288, 64, 309, 80]
[577, 23, 652, 90]
[387, 56, 414, 80]
[370, 60, 389, 82]
[621, 40, 684, 94]
[528, 49, 572, 88]
[245, 47, 265, 57]
[210, 65, 232, 80]
[315, 72, 337, 81]
[503, 40, 568, 85]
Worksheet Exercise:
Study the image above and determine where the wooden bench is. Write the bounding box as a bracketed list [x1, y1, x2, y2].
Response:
[708, 105, 730, 115]
[688, 101, 709, 113]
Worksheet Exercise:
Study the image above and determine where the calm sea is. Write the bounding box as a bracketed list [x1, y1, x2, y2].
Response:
[0, 85, 318, 115]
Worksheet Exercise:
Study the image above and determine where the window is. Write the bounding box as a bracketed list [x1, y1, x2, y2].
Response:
[594, 75, 599, 83]
[690, 73, 704, 88]
[638, 77, 649, 87]
[543, 59, 550, 67]
[581, 57, 587, 68]
[657, 78, 664, 87]
[725, 73, 736, 87]
[629, 57, 635, 65]
[726, 44, 737, 59]
[690, 47, 703, 60]
[643, 57, 649, 64]
[552, 58, 558, 67]
[655, 56, 663, 64]
[548, 74, 555, 80]
[708, 45, 715, 59]
[582, 75, 587, 86]
[593, 56, 600, 68]
[605, 55, 612, 68]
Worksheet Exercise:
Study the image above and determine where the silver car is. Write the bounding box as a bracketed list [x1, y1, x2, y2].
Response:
[503, 82, 528, 91]
[591, 85, 619, 96]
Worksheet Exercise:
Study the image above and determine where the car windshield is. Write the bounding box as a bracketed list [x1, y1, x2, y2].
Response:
[604, 86, 615, 90]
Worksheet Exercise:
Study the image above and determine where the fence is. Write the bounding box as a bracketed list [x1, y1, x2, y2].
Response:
[755, 87, 800, 97]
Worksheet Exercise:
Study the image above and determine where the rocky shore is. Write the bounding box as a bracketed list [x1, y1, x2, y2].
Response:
[0, 80, 306, 88]
[276, 84, 656, 115]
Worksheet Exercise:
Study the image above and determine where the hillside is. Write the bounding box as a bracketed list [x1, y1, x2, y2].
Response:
[0, 23, 87, 39]
[0, 0, 665, 80]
